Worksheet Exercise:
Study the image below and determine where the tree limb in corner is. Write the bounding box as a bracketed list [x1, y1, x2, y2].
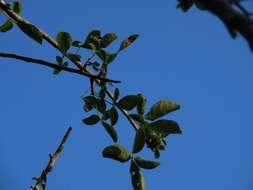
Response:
[177, 0, 253, 51]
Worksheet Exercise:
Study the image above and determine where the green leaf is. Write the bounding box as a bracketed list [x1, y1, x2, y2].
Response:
[11, 1, 23, 14]
[56, 56, 63, 65]
[109, 106, 118, 126]
[130, 161, 145, 190]
[129, 114, 145, 124]
[0, 19, 13, 32]
[82, 30, 101, 49]
[17, 22, 43, 44]
[117, 95, 138, 111]
[132, 126, 146, 154]
[145, 100, 180, 121]
[134, 157, 160, 169]
[96, 49, 117, 64]
[83, 114, 100, 125]
[102, 121, 118, 143]
[148, 119, 182, 137]
[130, 159, 140, 173]
[83, 96, 98, 105]
[56, 32, 72, 52]
[113, 88, 120, 104]
[102, 144, 131, 163]
[67, 53, 81, 61]
[100, 33, 118, 48]
[119, 34, 139, 51]
[137, 94, 146, 115]
[83, 103, 93, 112]
[97, 99, 106, 113]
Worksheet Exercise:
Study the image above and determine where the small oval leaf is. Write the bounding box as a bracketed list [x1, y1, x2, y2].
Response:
[102, 144, 130, 163]
[117, 95, 138, 111]
[102, 121, 118, 143]
[56, 32, 72, 52]
[130, 163, 145, 190]
[113, 88, 120, 104]
[129, 114, 145, 124]
[110, 106, 119, 126]
[132, 126, 146, 154]
[11, 1, 23, 14]
[119, 34, 139, 51]
[145, 100, 180, 121]
[83, 114, 100, 125]
[134, 157, 160, 169]
[137, 94, 146, 115]
[148, 119, 182, 137]
[100, 33, 118, 48]
[17, 22, 43, 44]
[0, 19, 13, 32]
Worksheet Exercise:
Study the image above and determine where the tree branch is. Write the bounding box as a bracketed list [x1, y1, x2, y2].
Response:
[0, 1, 119, 83]
[199, 0, 253, 51]
[178, 0, 253, 51]
[30, 127, 72, 190]
[0, 52, 121, 83]
[0, 0, 138, 131]
[0, 52, 137, 130]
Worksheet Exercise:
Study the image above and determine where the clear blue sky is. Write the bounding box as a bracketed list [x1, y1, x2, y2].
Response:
[1, 0, 253, 190]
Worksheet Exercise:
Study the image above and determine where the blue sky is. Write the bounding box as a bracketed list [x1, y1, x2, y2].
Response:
[1, 0, 253, 190]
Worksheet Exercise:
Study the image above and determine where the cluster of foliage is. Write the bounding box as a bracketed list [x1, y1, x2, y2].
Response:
[0, 1, 182, 189]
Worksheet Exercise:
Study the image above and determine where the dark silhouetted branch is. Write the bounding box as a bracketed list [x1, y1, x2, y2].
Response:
[0, 52, 121, 83]
[178, 0, 253, 51]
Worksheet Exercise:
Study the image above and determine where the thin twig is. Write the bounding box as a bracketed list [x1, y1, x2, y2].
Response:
[31, 127, 72, 190]
[0, 1, 119, 83]
[0, 52, 121, 83]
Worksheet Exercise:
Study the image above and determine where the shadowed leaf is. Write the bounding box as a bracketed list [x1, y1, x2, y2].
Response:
[17, 22, 43, 44]
[145, 100, 180, 121]
[137, 94, 146, 115]
[119, 34, 139, 51]
[56, 32, 72, 52]
[0, 19, 13, 32]
[148, 119, 182, 137]
[83, 114, 100, 125]
[129, 114, 145, 124]
[102, 121, 118, 143]
[117, 95, 138, 110]
[82, 30, 101, 49]
[113, 88, 120, 104]
[100, 33, 117, 48]
[110, 106, 118, 126]
[132, 126, 146, 154]
[134, 157, 160, 169]
[130, 161, 145, 190]
[102, 144, 130, 163]
[11, 1, 23, 14]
